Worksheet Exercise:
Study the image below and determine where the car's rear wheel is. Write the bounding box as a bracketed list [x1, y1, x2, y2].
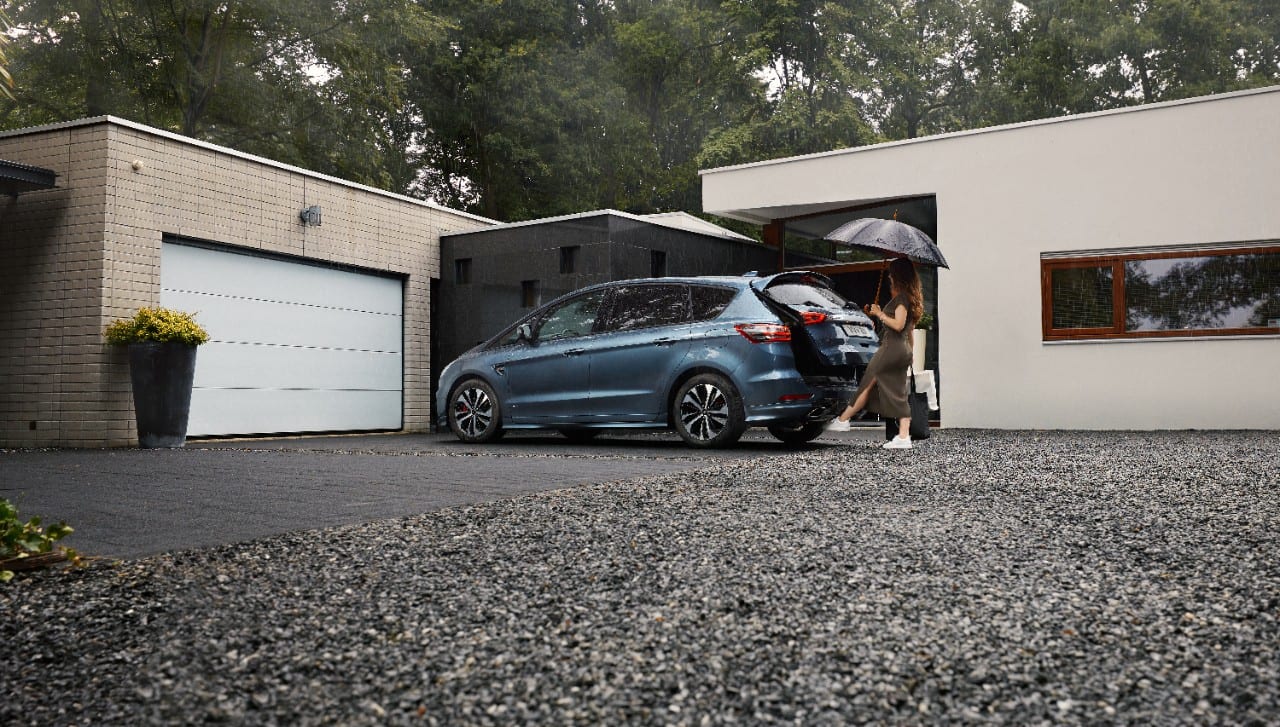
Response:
[767, 421, 826, 446]
[673, 373, 745, 448]
[448, 379, 504, 443]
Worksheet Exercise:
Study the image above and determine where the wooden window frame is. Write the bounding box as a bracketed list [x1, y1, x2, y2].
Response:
[1041, 244, 1280, 341]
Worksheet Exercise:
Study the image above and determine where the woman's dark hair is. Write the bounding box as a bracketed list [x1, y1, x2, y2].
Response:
[888, 258, 924, 328]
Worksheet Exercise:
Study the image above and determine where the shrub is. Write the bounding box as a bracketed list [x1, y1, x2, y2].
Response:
[1, 499, 81, 583]
[104, 307, 210, 346]
[915, 312, 934, 330]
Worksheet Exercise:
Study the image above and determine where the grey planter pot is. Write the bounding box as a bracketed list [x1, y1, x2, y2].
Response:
[127, 342, 198, 449]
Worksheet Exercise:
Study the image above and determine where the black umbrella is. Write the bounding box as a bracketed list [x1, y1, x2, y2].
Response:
[824, 217, 949, 269]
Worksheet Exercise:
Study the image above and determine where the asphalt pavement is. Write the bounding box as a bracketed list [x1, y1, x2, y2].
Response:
[1, 428, 878, 559]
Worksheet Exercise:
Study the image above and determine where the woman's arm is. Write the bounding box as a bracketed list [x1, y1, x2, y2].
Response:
[873, 303, 909, 332]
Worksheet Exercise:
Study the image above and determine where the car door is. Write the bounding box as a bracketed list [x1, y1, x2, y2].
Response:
[584, 283, 693, 421]
[495, 289, 608, 423]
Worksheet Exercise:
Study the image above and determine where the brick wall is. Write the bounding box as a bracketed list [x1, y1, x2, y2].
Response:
[0, 118, 487, 447]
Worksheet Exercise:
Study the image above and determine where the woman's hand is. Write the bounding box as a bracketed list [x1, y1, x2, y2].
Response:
[867, 303, 883, 318]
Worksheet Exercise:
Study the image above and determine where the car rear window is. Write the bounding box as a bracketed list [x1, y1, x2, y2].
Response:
[765, 282, 848, 309]
[690, 285, 737, 321]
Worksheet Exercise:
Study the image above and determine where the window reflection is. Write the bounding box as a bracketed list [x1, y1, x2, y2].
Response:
[607, 284, 688, 332]
[1125, 253, 1280, 331]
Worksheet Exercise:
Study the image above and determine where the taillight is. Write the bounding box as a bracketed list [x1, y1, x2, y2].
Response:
[800, 311, 828, 325]
[735, 323, 791, 343]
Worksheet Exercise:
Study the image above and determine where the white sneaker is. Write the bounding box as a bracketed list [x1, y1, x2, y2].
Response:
[882, 436, 912, 449]
[825, 417, 852, 432]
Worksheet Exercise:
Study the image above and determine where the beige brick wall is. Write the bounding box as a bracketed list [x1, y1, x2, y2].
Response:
[0, 118, 488, 448]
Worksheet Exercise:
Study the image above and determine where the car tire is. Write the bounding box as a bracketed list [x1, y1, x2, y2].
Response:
[673, 373, 746, 448]
[558, 429, 601, 442]
[448, 378, 505, 443]
[767, 421, 826, 446]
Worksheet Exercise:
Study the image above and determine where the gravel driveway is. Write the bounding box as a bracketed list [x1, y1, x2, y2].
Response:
[3, 430, 1277, 725]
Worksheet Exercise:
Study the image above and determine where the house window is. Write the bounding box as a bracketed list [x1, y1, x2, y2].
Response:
[1041, 245, 1280, 340]
[521, 279, 541, 308]
[454, 258, 472, 285]
[651, 250, 667, 277]
[560, 246, 579, 274]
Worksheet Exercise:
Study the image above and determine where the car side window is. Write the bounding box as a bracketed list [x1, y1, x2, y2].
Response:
[690, 285, 738, 322]
[534, 289, 608, 341]
[603, 284, 689, 332]
[491, 289, 607, 347]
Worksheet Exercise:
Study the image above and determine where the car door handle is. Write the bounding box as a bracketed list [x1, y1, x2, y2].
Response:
[563, 348, 586, 357]
[653, 338, 675, 346]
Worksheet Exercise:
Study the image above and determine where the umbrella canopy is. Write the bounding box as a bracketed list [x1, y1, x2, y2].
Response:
[824, 218, 949, 269]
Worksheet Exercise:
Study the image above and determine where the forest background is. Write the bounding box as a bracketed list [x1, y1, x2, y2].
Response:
[1, 0, 1277, 230]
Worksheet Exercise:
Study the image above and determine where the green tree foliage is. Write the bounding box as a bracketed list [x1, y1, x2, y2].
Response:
[406, 0, 616, 219]
[1, 0, 1277, 222]
[0, 7, 13, 100]
[1004, 0, 1278, 110]
[1, 0, 439, 189]
[701, 0, 874, 168]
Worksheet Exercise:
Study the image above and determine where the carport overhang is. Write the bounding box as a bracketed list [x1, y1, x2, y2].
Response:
[698, 148, 938, 269]
[0, 158, 57, 196]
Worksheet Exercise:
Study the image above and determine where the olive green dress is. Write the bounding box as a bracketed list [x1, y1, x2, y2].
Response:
[852, 295, 913, 419]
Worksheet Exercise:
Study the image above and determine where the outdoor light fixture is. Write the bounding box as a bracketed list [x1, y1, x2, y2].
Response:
[299, 205, 322, 226]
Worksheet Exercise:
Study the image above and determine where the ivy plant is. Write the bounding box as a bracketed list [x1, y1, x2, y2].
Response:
[103, 307, 210, 346]
[1, 498, 80, 582]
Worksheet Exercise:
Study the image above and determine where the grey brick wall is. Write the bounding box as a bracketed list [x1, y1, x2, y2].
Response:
[0, 118, 487, 448]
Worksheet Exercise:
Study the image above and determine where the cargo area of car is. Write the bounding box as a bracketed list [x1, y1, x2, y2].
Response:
[754, 274, 860, 385]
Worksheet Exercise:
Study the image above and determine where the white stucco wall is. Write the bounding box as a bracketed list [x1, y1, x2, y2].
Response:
[702, 87, 1280, 429]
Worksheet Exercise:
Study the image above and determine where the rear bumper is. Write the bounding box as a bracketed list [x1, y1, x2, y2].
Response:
[739, 372, 856, 424]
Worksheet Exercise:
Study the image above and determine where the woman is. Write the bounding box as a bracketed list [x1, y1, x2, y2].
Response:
[825, 257, 924, 449]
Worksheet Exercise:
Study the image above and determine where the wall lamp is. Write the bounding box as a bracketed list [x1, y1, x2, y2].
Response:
[299, 205, 322, 227]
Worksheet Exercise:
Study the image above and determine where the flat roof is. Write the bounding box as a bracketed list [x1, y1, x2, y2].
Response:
[442, 208, 754, 242]
[0, 116, 495, 224]
[700, 85, 1280, 176]
[0, 158, 57, 195]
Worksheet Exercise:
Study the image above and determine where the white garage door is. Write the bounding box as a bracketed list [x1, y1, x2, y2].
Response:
[161, 241, 403, 436]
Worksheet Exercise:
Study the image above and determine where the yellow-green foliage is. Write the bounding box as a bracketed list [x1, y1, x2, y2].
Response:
[1, 498, 80, 583]
[103, 307, 210, 346]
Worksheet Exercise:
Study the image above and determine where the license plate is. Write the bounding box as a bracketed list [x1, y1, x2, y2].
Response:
[842, 324, 873, 338]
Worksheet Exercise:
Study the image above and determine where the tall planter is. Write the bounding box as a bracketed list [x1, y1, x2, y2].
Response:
[912, 329, 928, 371]
[128, 342, 198, 449]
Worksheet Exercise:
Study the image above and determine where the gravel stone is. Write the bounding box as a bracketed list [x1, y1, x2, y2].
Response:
[2, 430, 1278, 725]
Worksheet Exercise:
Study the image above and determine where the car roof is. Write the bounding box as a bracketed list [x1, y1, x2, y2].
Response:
[570, 271, 827, 293]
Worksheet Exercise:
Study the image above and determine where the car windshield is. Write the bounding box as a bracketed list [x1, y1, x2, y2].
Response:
[765, 282, 848, 309]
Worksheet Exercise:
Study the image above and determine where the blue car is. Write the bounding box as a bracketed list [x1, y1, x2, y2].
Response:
[436, 271, 878, 448]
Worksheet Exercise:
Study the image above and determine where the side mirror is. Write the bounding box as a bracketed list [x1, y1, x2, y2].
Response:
[516, 323, 534, 342]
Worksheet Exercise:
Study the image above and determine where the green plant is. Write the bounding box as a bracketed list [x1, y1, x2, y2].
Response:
[915, 312, 934, 330]
[1, 499, 80, 582]
[104, 307, 210, 346]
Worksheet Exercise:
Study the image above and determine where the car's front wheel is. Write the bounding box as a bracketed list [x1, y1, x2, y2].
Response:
[448, 379, 504, 443]
[673, 373, 746, 448]
[767, 421, 826, 446]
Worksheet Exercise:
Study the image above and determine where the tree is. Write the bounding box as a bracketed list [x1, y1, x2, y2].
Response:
[0, 7, 13, 100]
[709, 0, 876, 161]
[861, 0, 986, 139]
[1, 0, 438, 188]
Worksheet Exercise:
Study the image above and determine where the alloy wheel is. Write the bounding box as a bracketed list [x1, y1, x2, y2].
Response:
[679, 382, 730, 441]
[453, 384, 494, 439]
